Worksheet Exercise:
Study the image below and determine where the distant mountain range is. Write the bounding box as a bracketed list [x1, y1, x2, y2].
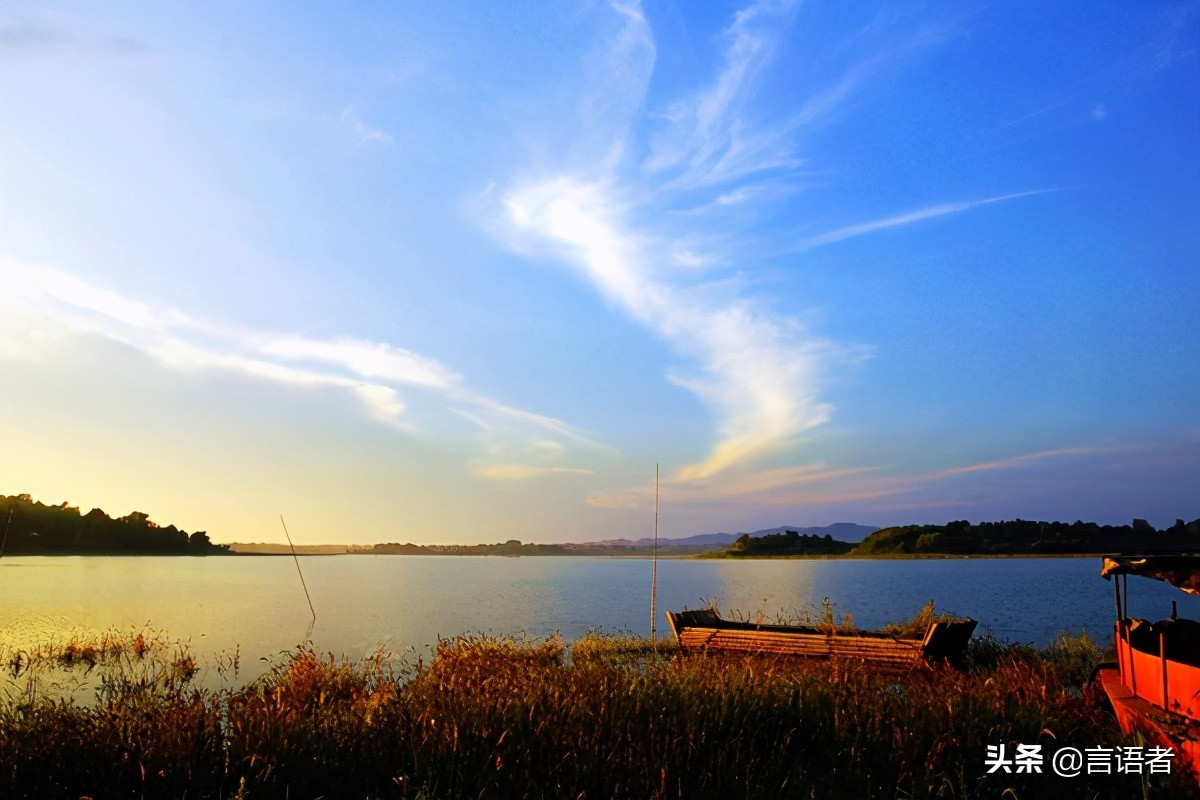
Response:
[565, 523, 879, 552]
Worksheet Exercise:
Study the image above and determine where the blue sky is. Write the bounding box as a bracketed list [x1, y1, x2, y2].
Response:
[1, 1, 1197, 544]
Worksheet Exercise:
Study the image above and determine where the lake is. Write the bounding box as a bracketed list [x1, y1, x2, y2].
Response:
[2, 555, 1196, 685]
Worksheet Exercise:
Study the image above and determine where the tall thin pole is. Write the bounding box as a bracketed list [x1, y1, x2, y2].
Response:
[280, 515, 316, 625]
[0, 508, 12, 560]
[650, 463, 659, 641]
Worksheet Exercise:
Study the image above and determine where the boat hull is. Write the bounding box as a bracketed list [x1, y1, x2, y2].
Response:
[1097, 555, 1200, 786]
[1098, 665, 1200, 782]
[665, 609, 976, 673]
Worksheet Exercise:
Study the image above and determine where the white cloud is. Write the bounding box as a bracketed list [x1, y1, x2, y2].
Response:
[340, 105, 392, 145]
[354, 384, 411, 428]
[716, 187, 752, 205]
[261, 336, 461, 389]
[465, 426, 600, 483]
[471, 464, 595, 481]
[670, 248, 719, 269]
[531, 438, 566, 458]
[6, 260, 169, 331]
[507, 177, 843, 480]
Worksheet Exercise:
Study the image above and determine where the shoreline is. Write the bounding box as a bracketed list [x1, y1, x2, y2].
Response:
[0, 549, 1151, 559]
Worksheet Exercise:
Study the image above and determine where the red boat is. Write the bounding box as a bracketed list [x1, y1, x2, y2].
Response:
[1096, 555, 1200, 782]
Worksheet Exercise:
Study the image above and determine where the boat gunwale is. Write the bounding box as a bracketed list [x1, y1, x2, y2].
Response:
[670, 617, 928, 640]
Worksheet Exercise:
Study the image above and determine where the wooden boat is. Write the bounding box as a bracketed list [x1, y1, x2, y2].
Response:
[1095, 555, 1200, 782]
[665, 608, 977, 672]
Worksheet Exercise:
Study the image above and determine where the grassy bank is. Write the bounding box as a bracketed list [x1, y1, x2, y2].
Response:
[0, 631, 1193, 799]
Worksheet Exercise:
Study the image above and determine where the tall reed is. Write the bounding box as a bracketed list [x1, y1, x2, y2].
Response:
[0, 629, 1191, 799]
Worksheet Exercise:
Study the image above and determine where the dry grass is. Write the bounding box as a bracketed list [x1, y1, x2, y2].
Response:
[0, 629, 1192, 799]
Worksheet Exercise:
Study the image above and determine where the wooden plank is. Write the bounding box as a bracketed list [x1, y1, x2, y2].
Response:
[669, 609, 975, 670]
[681, 629, 926, 667]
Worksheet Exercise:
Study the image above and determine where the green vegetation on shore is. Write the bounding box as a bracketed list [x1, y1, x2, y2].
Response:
[0, 494, 228, 556]
[716, 518, 1199, 558]
[1, 628, 1194, 799]
[852, 518, 1199, 556]
[725, 528, 855, 556]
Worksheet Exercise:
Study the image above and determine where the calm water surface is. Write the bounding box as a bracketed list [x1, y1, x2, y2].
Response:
[2, 555, 1196, 684]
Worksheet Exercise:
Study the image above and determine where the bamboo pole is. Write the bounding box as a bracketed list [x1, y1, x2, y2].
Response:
[0, 508, 11, 560]
[650, 463, 659, 643]
[280, 515, 316, 625]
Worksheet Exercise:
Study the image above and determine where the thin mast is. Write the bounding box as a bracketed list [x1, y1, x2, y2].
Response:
[0, 507, 11, 560]
[280, 515, 317, 625]
[650, 463, 659, 641]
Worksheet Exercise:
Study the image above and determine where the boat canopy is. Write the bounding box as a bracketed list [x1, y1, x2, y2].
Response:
[1101, 555, 1200, 596]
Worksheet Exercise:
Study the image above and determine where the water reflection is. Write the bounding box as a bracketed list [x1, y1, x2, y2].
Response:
[706, 560, 821, 621]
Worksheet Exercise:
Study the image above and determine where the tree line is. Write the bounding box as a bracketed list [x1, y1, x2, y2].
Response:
[354, 539, 568, 556]
[725, 518, 1199, 557]
[0, 494, 229, 555]
[727, 529, 855, 556]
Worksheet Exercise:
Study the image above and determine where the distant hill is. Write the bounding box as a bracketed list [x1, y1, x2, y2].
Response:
[566, 524, 878, 553]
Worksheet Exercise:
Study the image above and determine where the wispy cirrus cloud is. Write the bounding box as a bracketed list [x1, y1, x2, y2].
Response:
[646, 1, 803, 188]
[0, 258, 603, 452]
[501, 2, 863, 484]
[586, 443, 1137, 509]
[454, 394, 614, 451]
[797, 190, 1056, 250]
[920, 445, 1136, 480]
[586, 462, 875, 508]
[146, 335, 419, 431]
[643, 2, 955, 195]
[498, 1, 1058, 500]
[753, 444, 1142, 508]
[813, 445, 1139, 505]
[507, 177, 850, 481]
